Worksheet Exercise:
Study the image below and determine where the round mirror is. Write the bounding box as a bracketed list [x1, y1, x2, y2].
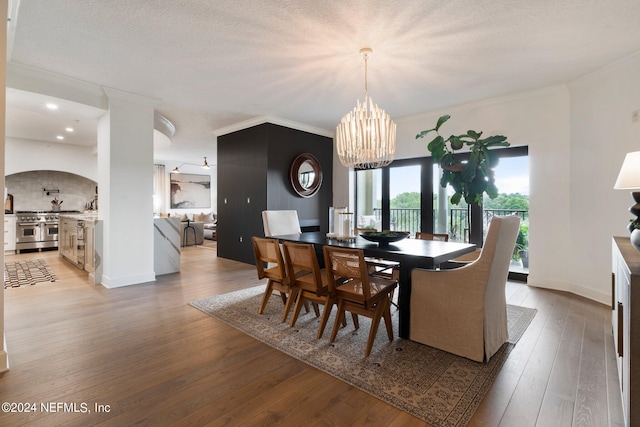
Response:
[290, 153, 323, 197]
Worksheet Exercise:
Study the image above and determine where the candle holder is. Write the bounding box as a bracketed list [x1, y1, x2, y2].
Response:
[327, 206, 347, 238]
[336, 212, 356, 241]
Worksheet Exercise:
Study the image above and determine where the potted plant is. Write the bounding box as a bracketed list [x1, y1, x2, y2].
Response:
[416, 115, 510, 205]
[514, 223, 529, 268]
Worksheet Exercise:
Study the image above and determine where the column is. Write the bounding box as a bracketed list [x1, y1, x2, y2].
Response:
[97, 87, 159, 288]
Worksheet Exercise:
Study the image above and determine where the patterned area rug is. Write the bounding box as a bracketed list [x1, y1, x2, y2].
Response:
[4, 259, 58, 288]
[190, 286, 537, 426]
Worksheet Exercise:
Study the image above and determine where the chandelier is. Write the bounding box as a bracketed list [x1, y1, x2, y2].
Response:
[336, 48, 396, 169]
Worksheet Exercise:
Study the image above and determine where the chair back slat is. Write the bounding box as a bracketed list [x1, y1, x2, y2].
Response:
[252, 237, 286, 281]
[415, 232, 449, 242]
[323, 246, 371, 300]
[282, 241, 324, 293]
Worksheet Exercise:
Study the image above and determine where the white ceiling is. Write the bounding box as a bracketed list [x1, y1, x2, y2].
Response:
[7, 0, 640, 165]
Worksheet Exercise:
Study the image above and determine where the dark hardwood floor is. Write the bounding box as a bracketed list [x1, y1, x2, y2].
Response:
[0, 241, 625, 426]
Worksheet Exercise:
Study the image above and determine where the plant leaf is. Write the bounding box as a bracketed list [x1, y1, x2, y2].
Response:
[450, 192, 462, 205]
[467, 130, 482, 140]
[483, 135, 509, 147]
[435, 115, 450, 131]
[415, 128, 435, 139]
[427, 135, 446, 161]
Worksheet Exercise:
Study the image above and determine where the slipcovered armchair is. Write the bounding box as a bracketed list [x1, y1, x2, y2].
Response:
[409, 216, 520, 362]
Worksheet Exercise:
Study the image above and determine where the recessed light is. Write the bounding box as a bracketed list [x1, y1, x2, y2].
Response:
[65, 127, 74, 132]
[56, 135, 64, 140]
[46, 103, 58, 110]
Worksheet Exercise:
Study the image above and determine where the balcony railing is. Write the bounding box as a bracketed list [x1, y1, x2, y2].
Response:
[449, 208, 529, 243]
[371, 207, 528, 242]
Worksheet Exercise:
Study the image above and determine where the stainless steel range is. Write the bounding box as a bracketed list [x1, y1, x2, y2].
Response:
[15, 211, 68, 253]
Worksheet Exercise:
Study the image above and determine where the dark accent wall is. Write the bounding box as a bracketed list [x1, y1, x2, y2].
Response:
[217, 123, 333, 264]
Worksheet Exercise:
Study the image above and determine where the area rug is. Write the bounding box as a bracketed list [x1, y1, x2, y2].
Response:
[190, 286, 536, 426]
[4, 259, 58, 288]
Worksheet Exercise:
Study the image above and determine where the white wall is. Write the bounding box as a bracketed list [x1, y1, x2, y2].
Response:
[567, 52, 640, 303]
[6, 137, 98, 180]
[332, 51, 640, 305]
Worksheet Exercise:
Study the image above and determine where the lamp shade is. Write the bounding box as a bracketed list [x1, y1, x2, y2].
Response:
[614, 151, 640, 189]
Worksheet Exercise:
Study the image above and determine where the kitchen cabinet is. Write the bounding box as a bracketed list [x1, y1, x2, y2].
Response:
[59, 217, 79, 266]
[4, 214, 15, 252]
[59, 214, 97, 273]
[83, 220, 95, 273]
[612, 236, 640, 426]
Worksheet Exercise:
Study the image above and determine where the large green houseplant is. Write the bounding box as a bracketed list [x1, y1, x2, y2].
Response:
[416, 115, 510, 205]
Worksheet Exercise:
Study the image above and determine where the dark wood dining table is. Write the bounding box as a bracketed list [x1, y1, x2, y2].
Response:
[271, 232, 476, 339]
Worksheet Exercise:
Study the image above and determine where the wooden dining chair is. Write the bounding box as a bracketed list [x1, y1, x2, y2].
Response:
[323, 246, 397, 357]
[415, 232, 449, 242]
[281, 241, 336, 338]
[251, 236, 297, 323]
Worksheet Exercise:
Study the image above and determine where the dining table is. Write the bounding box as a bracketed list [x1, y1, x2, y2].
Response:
[271, 231, 476, 339]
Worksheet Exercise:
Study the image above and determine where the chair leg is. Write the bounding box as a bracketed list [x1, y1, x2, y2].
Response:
[351, 313, 359, 330]
[281, 288, 297, 323]
[365, 302, 386, 357]
[389, 288, 398, 309]
[330, 300, 346, 343]
[258, 280, 275, 314]
[317, 298, 333, 339]
[289, 290, 306, 327]
[382, 298, 394, 341]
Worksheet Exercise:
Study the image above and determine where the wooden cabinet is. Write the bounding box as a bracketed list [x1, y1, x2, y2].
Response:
[59, 216, 96, 273]
[59, 218, 78, 265]
[83, 220, 95, 273]
[217, 123, 332, 264]
[612, 236, 640, 426]
[4, 215, 15, 252]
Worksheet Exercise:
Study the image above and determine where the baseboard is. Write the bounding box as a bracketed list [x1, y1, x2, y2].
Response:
[1, 334, 9, 372]
[100, 272, 156, 288]
[527, 277, 610, 306]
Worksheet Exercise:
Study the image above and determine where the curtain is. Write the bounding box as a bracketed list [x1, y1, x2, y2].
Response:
[153, 164, 166, 215]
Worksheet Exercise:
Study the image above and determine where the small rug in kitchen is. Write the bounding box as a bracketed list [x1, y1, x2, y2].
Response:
[190, 285, 537, 427]
[4, 259, 58, 288]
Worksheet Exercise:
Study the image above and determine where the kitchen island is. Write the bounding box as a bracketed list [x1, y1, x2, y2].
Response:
[59, 213, 181, 285]
[59, 212, 100, 280]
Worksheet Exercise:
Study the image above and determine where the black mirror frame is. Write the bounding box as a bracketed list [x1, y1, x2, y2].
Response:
[290, 153, 323, 198]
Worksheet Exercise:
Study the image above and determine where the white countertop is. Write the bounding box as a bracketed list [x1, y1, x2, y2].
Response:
[59, 212, 99, 222]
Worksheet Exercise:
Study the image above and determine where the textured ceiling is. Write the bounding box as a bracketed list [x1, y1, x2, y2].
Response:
[7, 0, 640, 164]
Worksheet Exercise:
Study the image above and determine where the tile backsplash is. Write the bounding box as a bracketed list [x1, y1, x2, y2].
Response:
[6, 170, 97, 212]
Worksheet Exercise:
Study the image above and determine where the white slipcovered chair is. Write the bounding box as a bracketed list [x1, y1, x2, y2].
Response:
[409, 215, 521, 362]
[262, 210, 301, 236]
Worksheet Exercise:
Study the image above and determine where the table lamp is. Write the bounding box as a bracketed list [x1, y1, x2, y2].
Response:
[614, 151, 640, 250]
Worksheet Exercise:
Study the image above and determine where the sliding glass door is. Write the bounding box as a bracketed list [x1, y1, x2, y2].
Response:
[389, 165, 421, 234]
[355, 146, 529, 275]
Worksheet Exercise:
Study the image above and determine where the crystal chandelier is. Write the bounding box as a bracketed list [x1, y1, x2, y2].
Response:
[336, 48, 396, 169]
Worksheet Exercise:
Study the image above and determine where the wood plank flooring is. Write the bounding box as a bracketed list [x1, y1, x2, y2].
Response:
[0, 242, 625, 426]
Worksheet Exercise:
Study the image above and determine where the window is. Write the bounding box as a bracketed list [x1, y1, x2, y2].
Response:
[355, 146, 529, 275]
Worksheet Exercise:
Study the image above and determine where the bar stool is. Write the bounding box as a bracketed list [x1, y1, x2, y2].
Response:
[183, 219, 196, 247]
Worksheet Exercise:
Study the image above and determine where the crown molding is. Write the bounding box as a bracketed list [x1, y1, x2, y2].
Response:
[154, 112, 176, 138]
[567, 49, 640, 89]
[395, 84, 569, 124]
